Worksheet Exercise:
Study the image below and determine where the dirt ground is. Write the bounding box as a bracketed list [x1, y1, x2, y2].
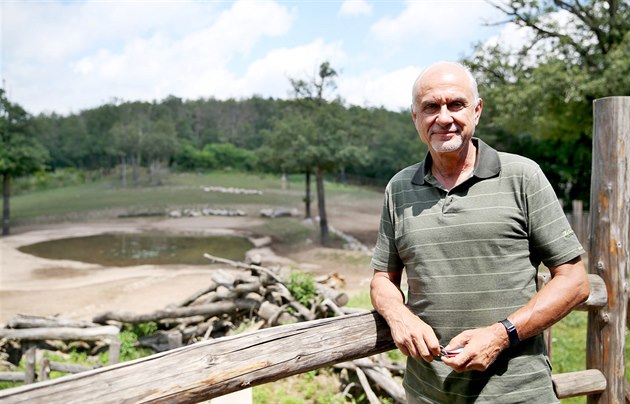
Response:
[0, 207, 382, 326]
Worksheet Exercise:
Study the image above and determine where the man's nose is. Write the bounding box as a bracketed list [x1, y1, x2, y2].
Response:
[436, 105, 453, 125]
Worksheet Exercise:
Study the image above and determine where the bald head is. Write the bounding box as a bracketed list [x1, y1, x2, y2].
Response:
[411, 62, 479, 111]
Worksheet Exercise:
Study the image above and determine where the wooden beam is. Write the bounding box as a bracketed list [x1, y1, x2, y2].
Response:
[587, 96, 630, 404]
[0, 311, 396, 404]
[0, 326, 119, 341]
[552, 369, 607, 398]
[574, 274, 608, 310]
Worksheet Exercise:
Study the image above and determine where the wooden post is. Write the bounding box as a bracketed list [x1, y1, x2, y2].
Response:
[23, 347, 36, 385]
[586, 96, 630, 404]
[572, 200, 585, 246]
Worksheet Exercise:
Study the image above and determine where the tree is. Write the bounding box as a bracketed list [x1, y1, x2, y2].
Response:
[260, 62, 365, 245]
[0, 89, 48, 235]
[465, 0, 630, 204]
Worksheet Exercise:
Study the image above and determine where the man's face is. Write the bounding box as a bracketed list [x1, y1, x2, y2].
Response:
[411, 66, 482, 155]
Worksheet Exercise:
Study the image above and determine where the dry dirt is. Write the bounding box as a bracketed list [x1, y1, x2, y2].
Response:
[0, 207, 382, 326]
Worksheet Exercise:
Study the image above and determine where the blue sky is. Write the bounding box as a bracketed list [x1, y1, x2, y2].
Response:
[1, 0, 516, 115]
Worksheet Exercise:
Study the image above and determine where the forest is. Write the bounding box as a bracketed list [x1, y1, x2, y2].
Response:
[2, 0, 630, 233]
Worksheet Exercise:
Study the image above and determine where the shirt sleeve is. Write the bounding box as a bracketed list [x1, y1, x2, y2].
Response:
[370, 184, 404, 272]
[525, 165, 585, 267]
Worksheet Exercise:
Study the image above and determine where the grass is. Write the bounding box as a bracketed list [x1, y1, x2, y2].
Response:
[10, 171, 309, 224]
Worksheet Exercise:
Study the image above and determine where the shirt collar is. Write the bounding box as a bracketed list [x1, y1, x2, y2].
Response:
[411, 137, 501, 186]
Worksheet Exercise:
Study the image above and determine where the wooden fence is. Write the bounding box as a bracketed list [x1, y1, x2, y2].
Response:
[0, 97, 627, 403]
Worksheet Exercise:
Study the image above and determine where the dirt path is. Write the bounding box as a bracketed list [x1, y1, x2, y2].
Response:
[0, 212, 380, 326]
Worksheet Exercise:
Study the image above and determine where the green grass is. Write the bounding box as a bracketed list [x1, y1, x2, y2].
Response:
[10, 171, 383, 226]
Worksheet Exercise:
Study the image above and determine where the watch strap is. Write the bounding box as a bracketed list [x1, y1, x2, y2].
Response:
[499, 319, 520, 347]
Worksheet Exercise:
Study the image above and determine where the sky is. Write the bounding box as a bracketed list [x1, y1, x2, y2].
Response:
[1, 0, 517, 116]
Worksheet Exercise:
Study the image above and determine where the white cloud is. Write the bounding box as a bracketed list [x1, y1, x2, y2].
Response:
[3, 0, 296, 113]
[216, 39, 347, 101]
[338, 0, 373, 17]
[338, 66, 422, 111]
[370, 0, 498, 53]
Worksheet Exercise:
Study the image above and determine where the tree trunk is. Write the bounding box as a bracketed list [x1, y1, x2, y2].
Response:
[132, 154, 141, 187]
[120, 156, 127, 188]
[304, 169, 312, 219]
[2, 173, 10, 236]
[316, 166, 329, 245]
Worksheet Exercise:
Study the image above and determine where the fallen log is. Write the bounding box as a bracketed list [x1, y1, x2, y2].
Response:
[93, 299, 259, 324]
[352, 358, 405, 403]
[0, 311, 396, 403]
[0, 326, 119, 342]
[6, 315, 99, 329]
[355, 365, 380, 404]
[0, 372, 25, 382]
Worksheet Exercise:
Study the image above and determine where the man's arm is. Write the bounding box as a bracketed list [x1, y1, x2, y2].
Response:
[442, 256, 590, 372]
[370, 270, 441, 361]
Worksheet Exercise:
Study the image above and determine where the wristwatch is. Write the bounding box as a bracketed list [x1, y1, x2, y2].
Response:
[499, 319, 520, 347]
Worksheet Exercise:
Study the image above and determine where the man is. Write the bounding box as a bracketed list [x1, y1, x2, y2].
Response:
[370, 61, 589, 403]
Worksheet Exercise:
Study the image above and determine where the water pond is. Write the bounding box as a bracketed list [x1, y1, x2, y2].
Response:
[18, 232, 253, 267]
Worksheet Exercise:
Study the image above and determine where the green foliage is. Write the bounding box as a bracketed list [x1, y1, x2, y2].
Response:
[118, 322, 157, 362]
[347, 291, 373, 310]
[174, 142, 256, 172]
[287, 271, 317, 306]
[12, 168, 99, 195]
[465, 0, 630, 203]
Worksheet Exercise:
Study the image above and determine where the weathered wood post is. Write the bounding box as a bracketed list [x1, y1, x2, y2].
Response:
[586, 96, 630, 404]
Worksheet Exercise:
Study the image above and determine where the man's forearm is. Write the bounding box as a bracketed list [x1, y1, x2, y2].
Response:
[370, 272, 407, 321]
[508, 258, 589, 342]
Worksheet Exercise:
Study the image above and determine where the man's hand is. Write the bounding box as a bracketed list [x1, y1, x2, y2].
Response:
[370, 270, 441, 362]
[387, 306, 441, 361]
[440, 323, 509, 372]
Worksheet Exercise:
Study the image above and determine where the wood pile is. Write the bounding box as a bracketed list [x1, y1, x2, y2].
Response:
[0, 254, 405, 402]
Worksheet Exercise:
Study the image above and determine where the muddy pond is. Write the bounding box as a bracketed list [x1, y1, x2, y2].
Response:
[18, 233, 254, 267]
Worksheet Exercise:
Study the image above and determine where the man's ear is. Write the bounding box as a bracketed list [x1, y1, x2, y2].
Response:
[474, 98, 483, 124]
[411, 104, 417, 121]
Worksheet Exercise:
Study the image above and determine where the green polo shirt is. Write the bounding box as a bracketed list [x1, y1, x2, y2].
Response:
[371, 138, 584, 403]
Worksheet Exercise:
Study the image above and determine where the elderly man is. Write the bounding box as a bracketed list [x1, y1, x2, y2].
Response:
[370, 61, 589, 403]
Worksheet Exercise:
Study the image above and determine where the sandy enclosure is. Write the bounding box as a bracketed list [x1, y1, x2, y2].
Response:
[0, 214, 379, 326]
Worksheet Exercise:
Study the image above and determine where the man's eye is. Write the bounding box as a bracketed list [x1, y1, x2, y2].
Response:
[423, 104, 439, 113]
[448, 102, 465, 111]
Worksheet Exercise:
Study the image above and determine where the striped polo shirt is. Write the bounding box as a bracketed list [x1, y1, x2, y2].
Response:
[371, 138, 584, 403]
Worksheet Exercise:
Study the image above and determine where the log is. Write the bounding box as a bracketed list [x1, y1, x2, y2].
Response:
[0, 326, 119, 342]
[355, 365, 380, 404]
[92, 299, 259, 324]
[0, 372, 25, 382]
[49, 362, 92, 374]
[316, 284, 349, 307]
[24, 347, 35, 385]
[587, 96, 630, 404]
[352, 358, 405, 403]
[552, 369, 607, 398]
[575, 274, 608, 311]
[0, 311, 396, 403]
[203, 253, 284, 284]
[172, 282, 218, 308]
[7, 315, 99, 329]
[39, 358, 50, 381]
